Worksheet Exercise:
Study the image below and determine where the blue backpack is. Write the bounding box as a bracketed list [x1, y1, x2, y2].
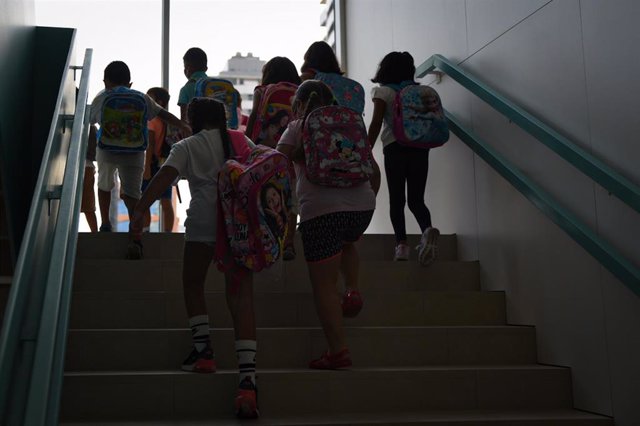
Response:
[194, 77, 239, 129]
[98, 87, 148, 152]
[314, 72, 365, 114]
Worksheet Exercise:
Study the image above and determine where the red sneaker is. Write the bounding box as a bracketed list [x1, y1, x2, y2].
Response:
[235, 377, 259, 418]
[309, 348, 352, 370]
[341, 289, 363, 318]
[181, 346, 216, 373]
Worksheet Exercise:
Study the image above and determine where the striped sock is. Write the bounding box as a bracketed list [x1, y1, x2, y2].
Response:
[236, 340, 257, 386]
[189, 315, 211, 352]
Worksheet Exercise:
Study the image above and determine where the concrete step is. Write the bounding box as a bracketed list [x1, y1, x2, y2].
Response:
[65, 325, 536, 371]
[73, 259, 480, 293]
[59, 409, 614, 425]
[76, 232, 459, 262]
[60, 365, 573, 421]
[69, 290, 506, 329]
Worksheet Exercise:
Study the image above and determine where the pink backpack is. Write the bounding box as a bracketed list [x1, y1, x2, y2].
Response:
[302, 105, 373, 187]
[215, 143, 292, 272]
[250, 82, 297, 148]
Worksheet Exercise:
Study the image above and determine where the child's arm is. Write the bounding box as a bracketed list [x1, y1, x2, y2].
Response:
[245, 90, 262, 138]
[143, 130, 155, 180]
[131, 165, 179, 239]
[179, 104, 188, 123]
[300, 70, 315, 81]
[276, 143, 294, 160]
[158, 109, 192, 137]
[367, 98, 386, 148]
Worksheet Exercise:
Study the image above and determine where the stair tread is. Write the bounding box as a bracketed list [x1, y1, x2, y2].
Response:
[68, 325, 531, 331]
[65, 364, 567, 376]
[59, 409, 612, 425]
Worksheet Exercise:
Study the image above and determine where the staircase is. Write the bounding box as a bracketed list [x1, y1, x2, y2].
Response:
[60, 232, 612, 425]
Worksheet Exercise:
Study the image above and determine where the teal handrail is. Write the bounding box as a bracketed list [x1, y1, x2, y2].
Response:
[416, 54, 640, 296]
[0, 46, 92, 425]
[446, 112, 640, 296]
[417, 54, 640, 214]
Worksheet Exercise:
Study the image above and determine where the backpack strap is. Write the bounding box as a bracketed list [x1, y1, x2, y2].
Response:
[228, 129, 252, 163]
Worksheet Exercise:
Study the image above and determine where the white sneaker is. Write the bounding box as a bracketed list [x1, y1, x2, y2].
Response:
[394, 243, 410, 261]
[417, 227, 440, 266]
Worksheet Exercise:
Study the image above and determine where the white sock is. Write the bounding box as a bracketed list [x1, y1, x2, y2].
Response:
[189, 315, 211, 352]
[236, 340, 257, 386]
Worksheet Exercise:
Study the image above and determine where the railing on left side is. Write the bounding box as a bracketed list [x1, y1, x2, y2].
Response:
[0, 47, 92, 426]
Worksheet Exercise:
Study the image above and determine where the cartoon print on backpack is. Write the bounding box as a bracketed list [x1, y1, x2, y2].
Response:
[393, 84, 449, 148]
[304, 105, 373, 187]
[334, 138, 361, 170]
[99, 89, 149, 151]
[260, 182, 288, 240]
[256, 108, 291, 148]
[217, 145, 292, 272]
[194, 77, 239, 129]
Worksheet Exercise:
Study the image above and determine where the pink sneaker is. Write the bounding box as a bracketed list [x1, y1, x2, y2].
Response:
[309, 348, 352, 370]
[394, 243, 410, 261]
[417, 227, 440, 266]
[235, 377, 259, 418]
[342, 289, 363, 318]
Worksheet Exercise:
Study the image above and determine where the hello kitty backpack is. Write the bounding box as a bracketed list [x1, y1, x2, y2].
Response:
[302, 105, 373, 187]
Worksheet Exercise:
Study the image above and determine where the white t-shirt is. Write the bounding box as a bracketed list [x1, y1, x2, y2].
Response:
[163, 129, 252, 242]
[277, 119, 376, 223]
[370, 85, 397, 147]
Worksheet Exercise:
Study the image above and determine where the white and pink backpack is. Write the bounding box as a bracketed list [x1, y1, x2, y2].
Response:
[302, 105, 373, 188]
[392, 84, 449, 149]
[215, 133, 292, 272]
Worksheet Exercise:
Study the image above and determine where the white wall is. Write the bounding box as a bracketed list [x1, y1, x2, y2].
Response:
[345, 0, 640, 424]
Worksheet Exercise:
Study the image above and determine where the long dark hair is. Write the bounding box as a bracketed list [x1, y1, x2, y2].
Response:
[262, 56, 301, 85]
[300, 41, 342, 75]
[371, 51, 416, 85]
[187, 97, 232, 159]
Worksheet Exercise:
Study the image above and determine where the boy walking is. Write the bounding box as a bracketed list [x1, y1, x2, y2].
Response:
[90, 61, 189, 234]
[178, 47, 209, 121]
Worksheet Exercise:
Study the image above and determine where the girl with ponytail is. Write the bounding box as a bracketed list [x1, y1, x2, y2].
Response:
[277, 80, 376, 370]
[130, 97, 260, 418]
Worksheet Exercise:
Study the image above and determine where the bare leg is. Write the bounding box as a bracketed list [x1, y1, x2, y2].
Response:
[98, 189, 111, 229]
[182, 241, 213, 316]
[225, 268, 256, 340]
[341, 243, 359, 291]
[121, 194, 139, 222]
[284, 213, 297, 248]
[84, 211, 98, 232]
[307, 256, 345, 354]
[143, 209, 151, 230]
[161, 198, 175, 232]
